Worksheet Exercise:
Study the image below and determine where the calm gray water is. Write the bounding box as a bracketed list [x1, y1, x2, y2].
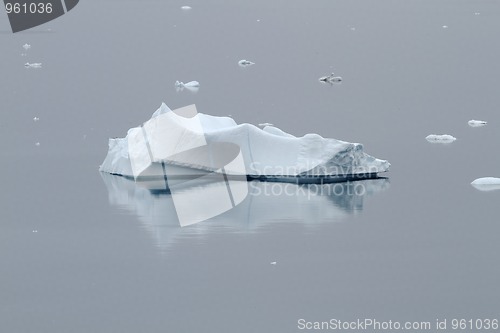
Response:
[1, 1, 500, 332]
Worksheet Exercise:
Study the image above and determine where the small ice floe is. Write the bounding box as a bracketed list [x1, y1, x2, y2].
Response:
[175, 80, 199, 92]
[175, 80, 199, 88]
[35, 142, 40, 146]
[32, 230, 38, 233]
[181, 5, 191, 10]
[425, 134, 456, 143]
[442, 25, 448, 29]
[21, 53, 27, 57]
[238, 59, 255, 67]
[258, 122, 273, 127]
[474, 12, 481, 16]
[350, 27, 356, 31]
[23, 43, 31, 50]
[468, 119, 487, 127]
[33, 117, 40, 122]
[471, 177, 500, 191]
[319, 73, 342, 84]
[270, 261, 277, 265]
[25, 62, 42, 68]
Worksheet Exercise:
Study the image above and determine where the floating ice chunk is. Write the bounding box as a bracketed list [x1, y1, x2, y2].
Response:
[25, 62, 42, 68]
[270, 261, 277, 265]
[471, 177, 500, 191]
[238, 59, 255, 67]
[175, 81, 199, 93]
[23, 43, 31, 50]
[258, 122, 273, 127]
[319, 73, 342, 83]
[181, 5, 191, 10]
[442, 25, 448, 29]
[21, 53, 27, 57]
[33, 117, 39, 122]
[468, 119, 487, 127]
[184, 81, 199, 87]
[35, 142, 40, 146]
[100, 103, 390, 182]
[175, 80, 199, 87]
[474, 12, 481, 16]
[425, 134, 456, 143]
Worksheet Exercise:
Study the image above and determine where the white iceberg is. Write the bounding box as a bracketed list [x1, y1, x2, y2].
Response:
[99, 103, 390, 183]
[468, 120, 487, 127]
[24, 62, 42, 68]
[471, 177, 500, 191]
[22, 43, 31, 50]
[425, 134, 456, 143]
[238, 59, 255, 67]
[175, 81, 199, 93]
[181, 5, 191, 10]
[175, 80, 199, 88]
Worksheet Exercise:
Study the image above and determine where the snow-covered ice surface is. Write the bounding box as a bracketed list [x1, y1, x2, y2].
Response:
[468, 119, 487, 127]
[100, 103, 390, 183]
[425, 134, 456, 143]
[471, 177, 500, 191]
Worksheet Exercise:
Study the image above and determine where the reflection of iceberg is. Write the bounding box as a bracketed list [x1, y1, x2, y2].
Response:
[101, 173, 390, 251]
[100, 103, 390, 182]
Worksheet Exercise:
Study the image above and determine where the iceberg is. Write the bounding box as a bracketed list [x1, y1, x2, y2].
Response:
[99, 103, 390, 184]
[175, 81, 199, 93]
[471, 177, 500, 191]
[24, 62, 42, 68]
[425, 134, 456, 143]
[468, 120, 487, 127]
[175, 80, 199, 88]
[238, 59, 255, 67]
[319, 73, 342, 83]
[22, 43, 31, 50]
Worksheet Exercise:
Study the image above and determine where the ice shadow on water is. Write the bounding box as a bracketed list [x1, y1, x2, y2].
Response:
[100, 173, 389, 251]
